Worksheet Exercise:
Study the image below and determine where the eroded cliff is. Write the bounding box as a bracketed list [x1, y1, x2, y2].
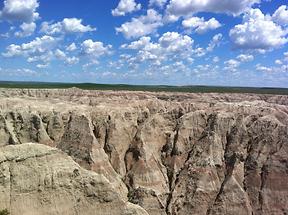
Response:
[0, 88, 287, 215]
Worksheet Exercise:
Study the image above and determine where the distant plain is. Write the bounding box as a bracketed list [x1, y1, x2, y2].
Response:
[0, 81, 288, 95]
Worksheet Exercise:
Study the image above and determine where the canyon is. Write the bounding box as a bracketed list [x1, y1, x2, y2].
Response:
[0, 88, 287, 215]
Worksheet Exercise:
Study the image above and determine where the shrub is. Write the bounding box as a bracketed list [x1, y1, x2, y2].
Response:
[0, 209, 9, 215]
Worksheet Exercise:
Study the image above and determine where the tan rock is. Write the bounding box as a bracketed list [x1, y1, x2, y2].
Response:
[0, 143, 148, 215]
[0, 88, 287, 215]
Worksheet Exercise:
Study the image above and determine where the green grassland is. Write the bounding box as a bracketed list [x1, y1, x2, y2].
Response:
[0, 81, 288, 95]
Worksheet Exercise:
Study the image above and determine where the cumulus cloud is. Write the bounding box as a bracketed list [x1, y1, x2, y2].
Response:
[61, 18, 95, 33]
[182, 17, 221, 34]
[2, 35, 60, 67]
[54, 49, 66, 59]
[82, 60, 100, 69]
[179, 33, 221, 58]
[256, 63, 288, 74]
[66, 43, 77, 52]
[2, 44, 23, 57]
[272, 5, 288, 26]
[165, 0, 260, 20]
[116, 9, 163, 39]
[275, 59, 283, 65]
[120, 31, 225, 72]
[274, 51, 288, 65]
[121, 36, 152, 49]
[206, 33, 223, 52]
[2, 35, 58, 58]
[256, 64, 273, 73]
[213, 56, 220, 63]
[120, 31, 194, 68]
[36, 63, 49, 69]
[0, 67, 39, 77]
[237, 54, 254, 62]
[40, 18, 96, 35]
[40, 22, 61, 35]
[112, 0, 141, 16]
[55, 49, 79, 65]
[284, 52, 288, 61]
[149, 0, 167, 8]
[159, 31, 193, 52]
[79, 39, 113, 69]
[224, 59, 240, 72]
[65, 56, 79, 65]
[0, 0, 39, 23]
[14, 22, 36, 37]
[81, 39, 112, 57]
[230, 8, 288, 50]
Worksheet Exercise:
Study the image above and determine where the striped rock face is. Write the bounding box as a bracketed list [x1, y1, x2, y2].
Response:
[0, 88, 287, 215]
[0, 143, 148, 215]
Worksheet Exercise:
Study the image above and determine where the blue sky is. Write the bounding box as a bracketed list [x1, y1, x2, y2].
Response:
[0, 0, 287, 87]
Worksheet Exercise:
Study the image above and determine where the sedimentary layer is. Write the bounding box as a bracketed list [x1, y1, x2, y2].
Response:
[0, 88, 287, 215]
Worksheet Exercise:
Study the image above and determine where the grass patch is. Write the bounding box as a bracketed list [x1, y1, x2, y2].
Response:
[0, 81, 287, 95]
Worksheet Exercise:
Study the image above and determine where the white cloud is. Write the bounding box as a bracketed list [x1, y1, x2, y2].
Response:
[206, 33, 222, 52]
[159, 31, 193, 52]
[194, 47, 207, 57]
[40, 22, 62, 35]
[165, 0, 260, 20]
[237, 54, 254, 62]
[82, 60, 100, 69]
[55, 49, 79, 65]
[62, 18, 95, 33]
[115, 9, 163, 39]
[2, 35, 58, 65]
[14, 22, 36, 37]
[3, 35, 57, 57]
[224, 59, 240, 72]
[256, 64, 288, 74]
[2, 44, 22, 57]
[81, 39, 112, 57]
[121, 36, 151, 49]
[0, 32, 10, 38]
[213, 56, 220, 63]
[120, 31, 194, 69]
[22, 35, 57, 52]
[55, 49, 66, 59]
[223, 54, 253, 73]
[230, 8, 288, 50]
[36, 63, 49, 69]
[65, 56, 79, 65]
[272, 5, 288, 26]
[0, 67, 39, 77]
[27, 53, 53, 63]
[182, 17, 221, 34]
[66, 43, 77, 52]
[256, 64, 273, 73]
[284, 52, 288, 61]
[187, 33, 222, 57]
[112, 0, 141, 16]
[0, 0, 39, 23]
[2, 32, 112, 69]
[275, 59, 283, 65]
[40, 18, 96, 35]
[149, 0, 167, 8]
[120, 31, 225, 72]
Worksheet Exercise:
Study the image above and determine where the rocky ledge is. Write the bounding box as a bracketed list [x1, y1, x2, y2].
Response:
[0, 143, 147, 215]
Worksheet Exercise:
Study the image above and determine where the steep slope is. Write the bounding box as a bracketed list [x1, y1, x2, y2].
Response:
[0, 143, 148, 215]
[0, 88, 287, 215]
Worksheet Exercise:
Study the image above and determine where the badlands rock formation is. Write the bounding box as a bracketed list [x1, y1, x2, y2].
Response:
[0, 88, 287, 215]
[0, 143, 147, 215]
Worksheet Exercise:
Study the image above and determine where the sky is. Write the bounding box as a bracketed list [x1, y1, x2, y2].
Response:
[0, 0, 288, 87]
